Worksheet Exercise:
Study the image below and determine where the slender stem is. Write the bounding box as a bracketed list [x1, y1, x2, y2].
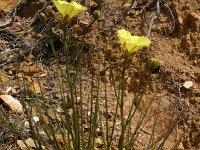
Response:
[63, 24, 79, 149]
[119, 57, 127, 150]
[107, 60, 120, 149]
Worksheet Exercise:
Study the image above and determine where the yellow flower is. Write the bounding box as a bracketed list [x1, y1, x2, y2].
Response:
[53, 0, 87, 22]
[117, 29, 151, 55]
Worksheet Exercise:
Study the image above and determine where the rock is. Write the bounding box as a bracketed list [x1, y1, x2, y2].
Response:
[24, 121, 30, 128]
[17, 140, 27, 150]
[56, 105, 64, 113]
[31, 107, 38, 116]
[27, 83, 41, 94]
[180, 34, 192, 52]
[25, 138, 36, 148]
[55, 134, 64, 147]
[183, 81, 193, 89]
[17, 137, 36, 150]
[0, 0, 22, 13]
[5, 87, 12, 94]
[177, 17, 184, 30]
[177, 142, 184, 150]
[95, 137, 103, 148]
[18, 66, 42, 75]
[41, 114, 49, 124]
[47, 108, 57, 120]
[184, 12, 200, 32]
[32, 116, 39, 123]
[16, 73, 24, 79]
[0, 72, 10, 82]
[47, 108, 61, 120]
[0, 95, 23, 113]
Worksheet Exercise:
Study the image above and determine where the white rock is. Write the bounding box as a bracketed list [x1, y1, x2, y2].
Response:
[0, 95, 23, 113]
[56, 105, 64, 113]
[32, 116, 40, 123]
[183, 81, 193, 89]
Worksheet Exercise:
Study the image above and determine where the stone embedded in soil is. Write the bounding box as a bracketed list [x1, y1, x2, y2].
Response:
[0, 95, 23, 113]
[17, 140, 28, 150]
[0, 72, 10, 83]
[24, 138, 36, 148]
[24, 121, 30, 128]
[53, 133, 73, 149]
[180, 34, 192, 52]
[17, 137, 36, 150]
[47, 108, 61, 120]
[56, 105, 64, 113]
[47, 108, 57, 119]
[184, 12, 200, 32]
[18, 66, 42, 75]
[177, 142, 184, 150]
[55, 134, 64, 146]
[0, 0, 22, 13]
[5, 86, 12, 94]
[183, 81, 193, 89]
[27, 83, 41, 94]
[16, 73, 24, 79]
[32, 116, 40, 123]
[95, 137, 103, 148]
[41, 114, 49, 124]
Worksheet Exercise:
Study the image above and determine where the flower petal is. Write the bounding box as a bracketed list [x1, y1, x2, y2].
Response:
[117, 29, 132, 45]
[68, 2, 87, 20]
[53, 0, 69, 18]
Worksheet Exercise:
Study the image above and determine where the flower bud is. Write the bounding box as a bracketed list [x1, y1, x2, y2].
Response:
[73, 24, 84, 33]
[32, 33, 43, 40]
[38, 13, 47, 24]
[150, 58, 161, 71]
[93, 10, 101, 19]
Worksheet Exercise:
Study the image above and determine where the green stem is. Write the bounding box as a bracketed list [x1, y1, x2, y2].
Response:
[119, 57, 127, 150]
[63, 24, 79, 149]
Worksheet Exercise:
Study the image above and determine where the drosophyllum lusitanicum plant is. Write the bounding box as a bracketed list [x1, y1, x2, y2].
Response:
[115, 28, 151, 149]
[43, 0, 154, 149]
[49, 0, 153, 149]
[50, 0, 152, 149]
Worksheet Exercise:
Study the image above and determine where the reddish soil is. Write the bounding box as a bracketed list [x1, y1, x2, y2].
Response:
[0, 0, 200, 149]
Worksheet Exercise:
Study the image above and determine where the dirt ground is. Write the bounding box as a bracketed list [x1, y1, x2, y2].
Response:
[0, 0, 200, 149]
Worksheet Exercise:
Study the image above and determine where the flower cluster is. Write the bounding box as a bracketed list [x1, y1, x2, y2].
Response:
[52, 1, 151, 56]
